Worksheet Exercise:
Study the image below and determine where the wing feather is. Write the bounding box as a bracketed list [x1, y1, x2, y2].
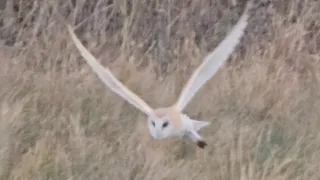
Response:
[68, 26, 155, 117]
[175, 6, 250, 111]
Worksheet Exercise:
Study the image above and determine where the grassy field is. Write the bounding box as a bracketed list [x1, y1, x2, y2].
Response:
[0, 0, 320, 179]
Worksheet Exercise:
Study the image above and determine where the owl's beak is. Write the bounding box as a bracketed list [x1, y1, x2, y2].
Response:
[154, 131, 165, 140]
[155, 133, 161, 139]
[150, 131, 160, 140]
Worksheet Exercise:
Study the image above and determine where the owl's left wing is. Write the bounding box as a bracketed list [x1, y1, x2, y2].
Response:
[174, 3, 250, 111]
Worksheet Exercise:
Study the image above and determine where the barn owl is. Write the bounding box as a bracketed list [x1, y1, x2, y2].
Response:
[67, 4, 250, 149]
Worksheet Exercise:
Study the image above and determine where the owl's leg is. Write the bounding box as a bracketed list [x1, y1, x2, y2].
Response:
[185, 130, 207, 149]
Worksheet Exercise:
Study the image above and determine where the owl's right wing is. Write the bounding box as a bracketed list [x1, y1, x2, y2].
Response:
[68, 26, 155, 117]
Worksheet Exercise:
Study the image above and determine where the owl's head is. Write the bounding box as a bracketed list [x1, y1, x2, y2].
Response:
[147, 115, 175, 140]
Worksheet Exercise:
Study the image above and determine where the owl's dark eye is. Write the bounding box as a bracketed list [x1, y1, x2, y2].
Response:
[152, 121, 155, 126]
[162, 121, 169, 128]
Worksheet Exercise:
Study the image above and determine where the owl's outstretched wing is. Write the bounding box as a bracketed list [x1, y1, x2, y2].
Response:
[68, 26, 155, 117]
[175, 4, 250, 111]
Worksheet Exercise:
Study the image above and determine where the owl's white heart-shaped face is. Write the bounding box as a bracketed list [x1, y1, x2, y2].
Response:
[147, 115, 176, 140]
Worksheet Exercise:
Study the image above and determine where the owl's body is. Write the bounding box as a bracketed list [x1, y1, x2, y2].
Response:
[66, 2, 251, 149]
[147, 107, 209, 148]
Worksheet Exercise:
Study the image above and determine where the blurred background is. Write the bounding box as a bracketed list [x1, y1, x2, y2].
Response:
[0, 0, 320, 179]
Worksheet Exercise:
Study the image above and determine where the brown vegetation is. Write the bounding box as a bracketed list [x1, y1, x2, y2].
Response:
[0, 0, 320, 179]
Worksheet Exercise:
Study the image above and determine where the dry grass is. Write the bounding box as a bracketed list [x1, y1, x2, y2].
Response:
[0, 0, 320, 179]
